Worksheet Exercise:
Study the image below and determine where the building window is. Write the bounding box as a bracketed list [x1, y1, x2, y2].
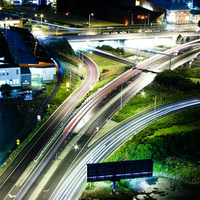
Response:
[7, 80, 9, 84]
[10, 79, 12, 84]
[6, 71, 9, 75]
[13, 79, 16, 84]
[16, 69, 19, 75]
[2, 71, 5, 76]
[0, 71, 1, 76]
[135, 0, 140, 6]
[16, 79, 19, 84]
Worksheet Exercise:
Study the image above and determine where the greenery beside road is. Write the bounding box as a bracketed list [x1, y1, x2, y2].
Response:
[80, 107, 200, 200]
[113, 68, 200, 122]
[84, 51, 128, 73]
[80, 65, 200, 200]
[108, 107, 200, 183]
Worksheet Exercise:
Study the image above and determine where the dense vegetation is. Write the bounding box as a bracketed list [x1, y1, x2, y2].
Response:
[80, 65, 200, 199]
[108, 107, 200, 183]
[41, 38, 79, 67]
[96, 45, 125, 55]
[113, 68, 200, 122]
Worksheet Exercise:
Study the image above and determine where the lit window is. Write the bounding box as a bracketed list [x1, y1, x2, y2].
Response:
[136, 0, 140, 6]
[7, 80, 9, 84]
[16, 79, 19, 84]
[13, 79, 16, 84]
[10, 79, 12, 84]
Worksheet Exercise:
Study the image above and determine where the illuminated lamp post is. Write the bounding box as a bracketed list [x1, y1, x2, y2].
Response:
[90, 51, 92, 58]
[74, 144, 93, 188]
[74, 144, 92, 163]
[89, 13, 94, 28]
[40, 14, 43, 29]
[66, 82, 70, 91]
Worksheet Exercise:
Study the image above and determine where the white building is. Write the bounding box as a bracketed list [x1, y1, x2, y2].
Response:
[0, 66, 21, 86]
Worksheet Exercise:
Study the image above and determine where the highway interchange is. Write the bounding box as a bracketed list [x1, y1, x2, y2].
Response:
[1, 24, 200, 199]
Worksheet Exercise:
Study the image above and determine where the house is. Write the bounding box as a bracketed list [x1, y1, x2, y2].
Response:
[0, 26, 57, 88]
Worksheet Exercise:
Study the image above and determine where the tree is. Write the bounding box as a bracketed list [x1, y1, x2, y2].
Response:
[176, 34, 182, 43]
[198, 20, 200, 28]
[0, 84, 12, 98]
[186, 36, 190, 43]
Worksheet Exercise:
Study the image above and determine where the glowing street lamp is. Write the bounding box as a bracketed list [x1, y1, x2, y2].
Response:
[89, 13, 94, 27]
[74, 144, 93, 188]
[66, 82, 70, 91]
[90, 51, 92, 58]
[74, 144, 92, 163]
[40, 14, 43, 29]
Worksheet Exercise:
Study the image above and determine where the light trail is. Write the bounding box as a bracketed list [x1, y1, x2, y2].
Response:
[14, 42, 200, 199]
[51, 99, 200, 200]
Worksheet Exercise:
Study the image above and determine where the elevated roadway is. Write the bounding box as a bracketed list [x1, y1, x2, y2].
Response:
[0, 54, 99, 200]
[51, 98, 200, 200]
[14, 42, 200, 199]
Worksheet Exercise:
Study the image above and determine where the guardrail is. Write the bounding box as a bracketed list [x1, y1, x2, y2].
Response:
[33, 41, 200, 163]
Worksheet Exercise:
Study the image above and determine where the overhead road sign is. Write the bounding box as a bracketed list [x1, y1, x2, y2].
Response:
[87, 159, 153, 193]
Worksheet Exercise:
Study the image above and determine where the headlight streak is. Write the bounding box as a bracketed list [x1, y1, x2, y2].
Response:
[62, 43, 199, 140]
[51, 99, 200, 200]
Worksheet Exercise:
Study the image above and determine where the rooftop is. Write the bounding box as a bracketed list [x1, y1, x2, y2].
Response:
[4, 28, 38, 65]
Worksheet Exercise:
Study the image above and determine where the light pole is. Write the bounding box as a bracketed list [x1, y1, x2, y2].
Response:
[66, 82, 70, 91]
[74, 144, 93, 188]
[40, 14, 43, 29]
[173, 51, 178, 66]
[90, 51, 92, 58]
[89, 13, 94, 27]
[74, 144, 92, 163]
[141, 91, 156, 121]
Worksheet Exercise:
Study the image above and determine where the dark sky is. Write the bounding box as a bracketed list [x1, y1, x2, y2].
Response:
[57, 0, 136, 13]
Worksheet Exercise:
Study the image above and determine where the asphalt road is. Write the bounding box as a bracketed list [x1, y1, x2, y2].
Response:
[17, 43, 200, 199]
[0, 53, 99, 200]
[51, 98, 200, 200]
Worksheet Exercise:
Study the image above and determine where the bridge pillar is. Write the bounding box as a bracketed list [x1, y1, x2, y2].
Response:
[186, 59, 194, 68]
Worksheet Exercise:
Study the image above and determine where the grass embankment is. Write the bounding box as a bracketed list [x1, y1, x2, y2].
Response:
[113, 68, 200, 122]
[76, 50, 131, 108]
[108, 107, 200, 183]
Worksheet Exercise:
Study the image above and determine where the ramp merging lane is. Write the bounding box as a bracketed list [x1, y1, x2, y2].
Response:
[51, 98, 200, 200]
[0, 53, 99, 200]
[1, 41, 200, 199]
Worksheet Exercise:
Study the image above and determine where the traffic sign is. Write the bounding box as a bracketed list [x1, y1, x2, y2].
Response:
[143, 50, 149, 53]
[150, 51, 157, 54]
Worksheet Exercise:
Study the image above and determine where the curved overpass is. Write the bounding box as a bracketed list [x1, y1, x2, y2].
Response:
[15, 42, 200, 199]
[0, 54, 99, 200]
[51, 98, 200, 200]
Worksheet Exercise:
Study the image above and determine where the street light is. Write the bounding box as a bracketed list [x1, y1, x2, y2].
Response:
[66, 82, 70, 91]
[89, 13, 94, 27]
[40, 14, 43, 29]
[141, 91, 156, 121]
[90, 51, 92, 58]
[74, 144, 92, 163]
[74, 144, 93, 188]
[173, 51, 178, 65]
